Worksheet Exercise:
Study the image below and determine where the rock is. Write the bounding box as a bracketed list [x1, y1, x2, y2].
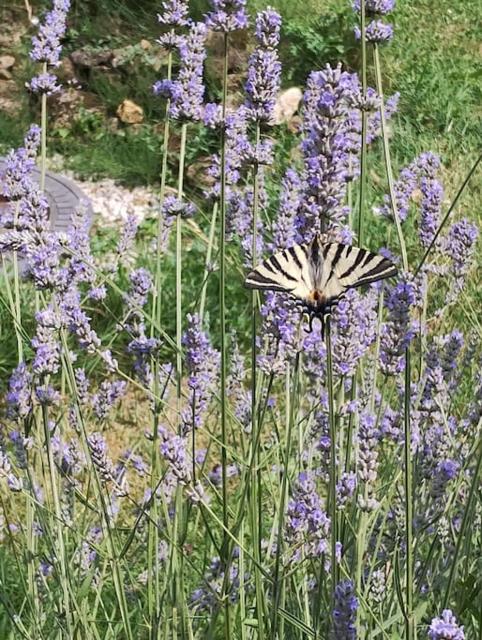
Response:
[140, 39, 152, 50]
[0, 55, 15, 70]
[272, 87, 303, 125]
[49, 87, 105, 129]
[116, 99, 144, 124]
[70, 48, 113, 70]
[0, 69, 12, 80]
[57, 57, 78, 84]
[0, 79, 21, 115]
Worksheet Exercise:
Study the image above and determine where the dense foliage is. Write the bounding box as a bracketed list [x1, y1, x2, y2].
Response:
[0, 0, 480, 638]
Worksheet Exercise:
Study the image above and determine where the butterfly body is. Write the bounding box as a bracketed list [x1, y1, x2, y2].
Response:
[245, 234, 397, 336]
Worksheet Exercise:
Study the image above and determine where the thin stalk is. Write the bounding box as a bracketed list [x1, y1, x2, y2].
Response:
[173, 122, 188, 638]
[374, 44, 413, 640]
[325, 318, 338, 607]
[357, 0, 368, 246]
[219, 31, 231, 637]
[199, 201, 218, 324]
[148, 43, 172, 640]
[373, 45, 408, 271]
[271, 357, 299, 637]
[40, 62, 48, 192]
[41, 405, 73, 637]
[403, 347, 414, 640]
[250, 122, 266, 639]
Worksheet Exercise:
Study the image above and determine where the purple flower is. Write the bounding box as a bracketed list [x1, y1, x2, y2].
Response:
[0, 126, 41, 205]
[190, 553, 242, 613]
[61, 287, 101, 353]
[157, 0, 190, 27]
[227, 337, 251, 432]
[245, 9, 282, 122]
[159, 431, 191, 485]
[332, 580, 358, 640]
[419, 175, 443, 247]
[205, 0, 249, 32]
[255, 8, 281, 48]
[378, 152, 441, 223]
[336, 472, 357, 509]
[203, 102, 223, 128]
[31, 308, 61, 376]
[66, 203, 96, 286]
[30, 0, 70, 66]
[168, 22, 207, 122]
[91, 380, 127, 421]
[162, 195, 196, 219]
[353, 0, 395, 15]
[431, 459, 459, 499]
[444, 219, 478, 296]
[332, 288, 377, 377]
[297, 64, 360, 239]
[355, 20, 394, 43]
[286, 472, 330, 562]
[357, 413, 379, 511]
[379, 277, 416, 376]
[27, 73, 61, 95]
[127, 268, 153, 312]
[367, 92, 399, 143]
[87, 432, 116, 482]
[272, 169, 302, 249]
[428, 610, 464, 640]
[117, 214, 139, 256]
[258, 292, 301, 375]
[181, 314, 219, 433]
[6, 363, 33, 421]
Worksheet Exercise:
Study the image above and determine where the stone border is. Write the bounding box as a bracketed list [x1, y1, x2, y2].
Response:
[0, 158, 93, 231]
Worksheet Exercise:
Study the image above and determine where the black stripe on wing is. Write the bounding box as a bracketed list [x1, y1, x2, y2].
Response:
[244, 245, 309, 293]
[336, 246, 397, 288]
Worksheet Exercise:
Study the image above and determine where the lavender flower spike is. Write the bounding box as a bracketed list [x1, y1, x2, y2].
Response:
[30, 0, 71, 66]
[428, 610, 464, 640]
[245, 9, 282, 122]
[157, 0, 190, 27]
[169, 22, 207, 122]
[205, 0, 249, 32]
[332, 580, 358, 639]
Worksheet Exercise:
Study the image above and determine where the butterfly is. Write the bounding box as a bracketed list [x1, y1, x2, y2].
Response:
[245, 234, 397, 336]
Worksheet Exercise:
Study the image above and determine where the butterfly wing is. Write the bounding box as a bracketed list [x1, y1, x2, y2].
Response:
[244, 243, 314, 300]
[325, 243, 398, 289]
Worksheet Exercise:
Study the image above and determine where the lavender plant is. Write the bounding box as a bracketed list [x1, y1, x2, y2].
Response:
[0, 0, 479, 638]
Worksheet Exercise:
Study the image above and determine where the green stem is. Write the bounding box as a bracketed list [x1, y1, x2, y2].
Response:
[357, 0, 368, 247]
[148, 41, 173, 640]
[325, 318, 338, 607]
[272, 356, 299, 637]
[403, 347, 414, 640]
[219, 31, 231, 638]
[41, 405, 73, 637]
[199, 201, 218, 324]
[373, 45, 408, 272]
[250, 122, 266, 639]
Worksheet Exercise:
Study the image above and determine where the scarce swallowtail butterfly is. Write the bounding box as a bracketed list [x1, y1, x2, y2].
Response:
[245, 234, 397, 337]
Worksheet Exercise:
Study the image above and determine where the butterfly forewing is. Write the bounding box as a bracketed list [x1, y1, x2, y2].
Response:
[245, 244, 313, 299]
[333, 245, 398, 288]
